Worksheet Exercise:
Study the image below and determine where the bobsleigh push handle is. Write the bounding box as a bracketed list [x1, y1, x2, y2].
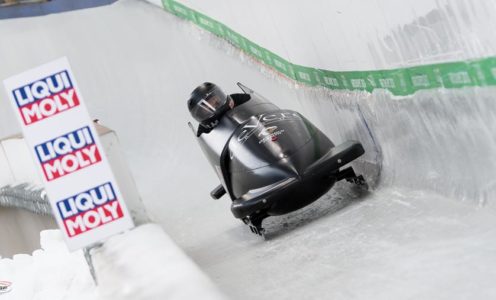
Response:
[187, 121, 197, 136]
[237, 82, 254, 94]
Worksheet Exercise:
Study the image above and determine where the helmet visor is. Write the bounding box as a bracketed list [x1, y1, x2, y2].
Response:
[190, 89, 228, 123]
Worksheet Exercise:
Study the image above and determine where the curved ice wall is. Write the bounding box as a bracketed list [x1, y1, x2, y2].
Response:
[147, 0, 496, 206]
[1, 1, 495, 298]
[1, 0, 495, 245]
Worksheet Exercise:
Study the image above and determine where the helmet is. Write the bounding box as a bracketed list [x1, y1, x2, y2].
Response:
[187, 82, 231, 129]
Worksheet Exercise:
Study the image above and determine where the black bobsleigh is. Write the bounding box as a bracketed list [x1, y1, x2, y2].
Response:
[188, 83, 366, 236]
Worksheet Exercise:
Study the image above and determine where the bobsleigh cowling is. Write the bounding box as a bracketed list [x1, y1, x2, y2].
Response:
[188, 83, 366, 235]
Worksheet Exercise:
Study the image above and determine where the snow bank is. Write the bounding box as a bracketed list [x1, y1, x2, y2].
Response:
[0, 224, 225, 300]
[0, 230, 96, 300]
[92, 223, 226, 300]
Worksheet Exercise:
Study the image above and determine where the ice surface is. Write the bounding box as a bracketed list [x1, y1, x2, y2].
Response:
[0, 0, 496, 299]
[186, 185, 496, 299]
[92, 224, 226, 300]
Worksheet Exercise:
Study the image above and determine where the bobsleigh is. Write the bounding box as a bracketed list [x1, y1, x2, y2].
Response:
[188, 83, 366, 235]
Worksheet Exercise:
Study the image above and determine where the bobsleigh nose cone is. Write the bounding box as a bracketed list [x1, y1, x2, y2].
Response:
[279, 152, 314, 177]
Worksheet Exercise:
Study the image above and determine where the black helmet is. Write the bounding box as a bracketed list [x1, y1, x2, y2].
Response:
[187, 82, 231, 129]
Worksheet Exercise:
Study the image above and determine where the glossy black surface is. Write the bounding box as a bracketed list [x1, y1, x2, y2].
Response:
[193, 84, 364, 222]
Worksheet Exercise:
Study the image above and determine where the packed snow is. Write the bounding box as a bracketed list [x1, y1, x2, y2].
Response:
[0, 224, 225, 299]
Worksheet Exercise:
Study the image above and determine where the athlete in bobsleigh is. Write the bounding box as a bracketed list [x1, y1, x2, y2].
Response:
[187, 82, 366, 236]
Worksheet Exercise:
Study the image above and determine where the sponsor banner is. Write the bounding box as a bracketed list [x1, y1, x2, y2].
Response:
[158, 0, 496, 96]
[437, 62, 478, 89]
[320, 70, 345, 90]
[57, 182, 123, 237]
[35, 126, 101, 181]
[476, 57, 496, 86]
[193, 11, 223, 37]
[292, 64, 319, 86]
[223, 26, 248, 52]
[3, 57, 134, 250]
[12, 70, 80, 125]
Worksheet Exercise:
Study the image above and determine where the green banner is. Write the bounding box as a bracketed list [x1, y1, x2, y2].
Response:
[161, 0, 496, 96]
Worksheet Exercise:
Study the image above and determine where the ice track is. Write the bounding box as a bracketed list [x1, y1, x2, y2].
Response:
[1, 0, 496, 299]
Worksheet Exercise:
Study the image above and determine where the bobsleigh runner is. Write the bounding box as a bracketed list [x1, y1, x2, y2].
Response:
[187, 82, 367, 236]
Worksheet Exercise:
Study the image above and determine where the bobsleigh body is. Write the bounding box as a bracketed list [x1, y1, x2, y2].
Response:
[191, 83, 365, 235]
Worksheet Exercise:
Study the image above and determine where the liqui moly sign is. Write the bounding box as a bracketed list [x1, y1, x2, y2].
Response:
[12, 71, 80, 125]
[57, 182, 124, 237]
[3, 57, 134, 250]
[35, 126, 101, 181]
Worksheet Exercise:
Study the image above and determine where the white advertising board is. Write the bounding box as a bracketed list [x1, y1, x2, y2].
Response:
[3, 57, 134, 250]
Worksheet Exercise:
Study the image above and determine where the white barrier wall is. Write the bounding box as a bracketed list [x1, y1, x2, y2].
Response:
[0, 135, 41, 186]
[0, 207, 56, 257]
[163, 0, 496, 70]
[0, 145, 14, 184]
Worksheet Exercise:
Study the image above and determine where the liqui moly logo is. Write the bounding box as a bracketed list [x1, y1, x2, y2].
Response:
[57, 182, 124, 237]
[35, 126, 101, 181]
[12, 71, 80, 125]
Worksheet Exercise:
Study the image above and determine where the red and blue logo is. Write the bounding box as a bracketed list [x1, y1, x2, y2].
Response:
[12, 70, 80, 125]
[35, 126, 101, 181]
[57, 182, 124, 237]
